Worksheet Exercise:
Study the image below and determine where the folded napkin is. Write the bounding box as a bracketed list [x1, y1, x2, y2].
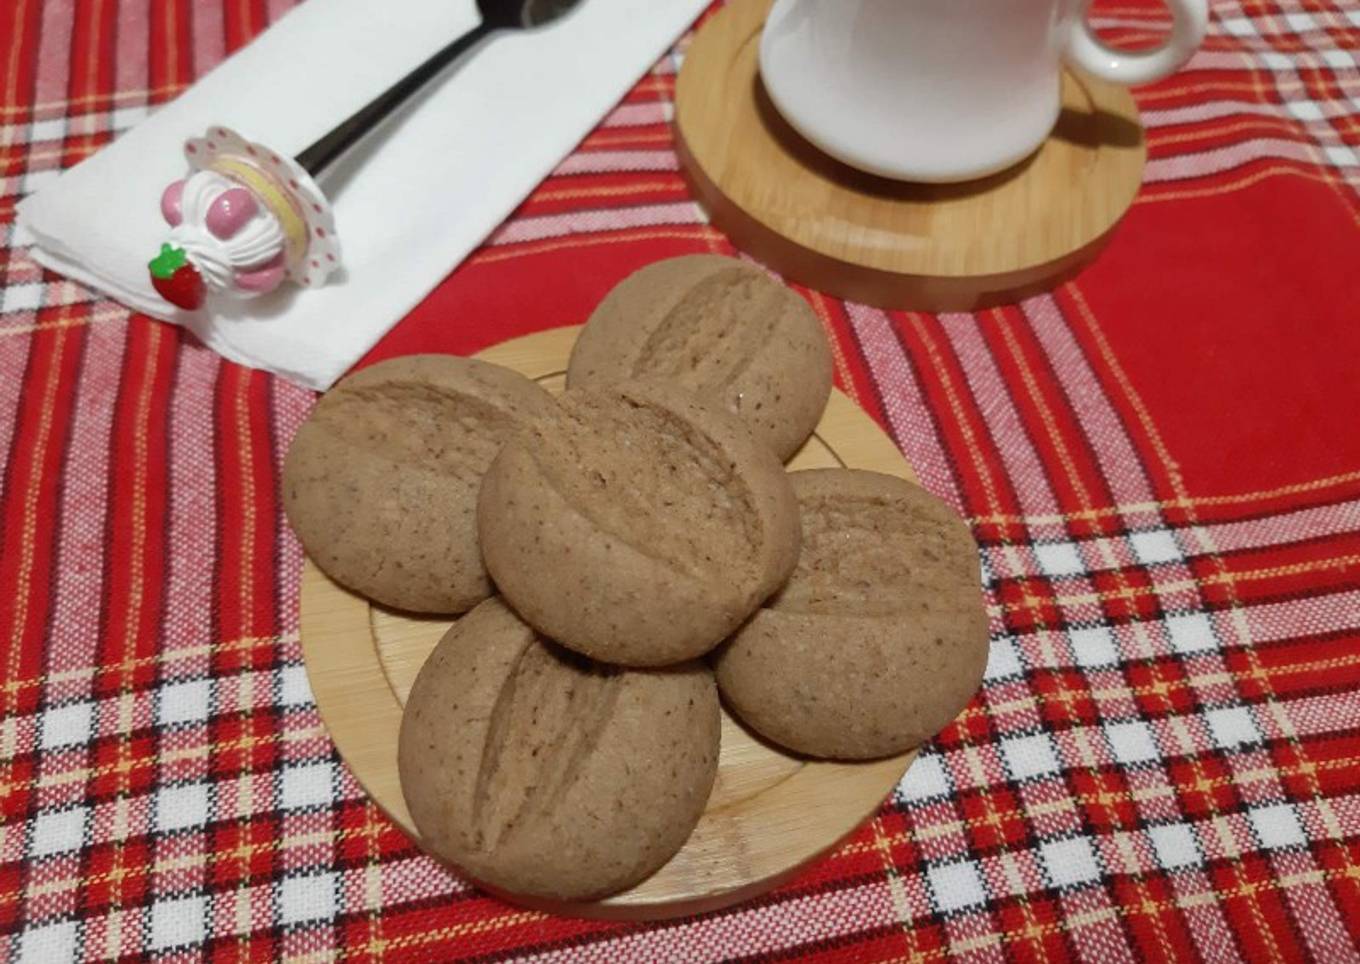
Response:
[17, 0, 707, 390]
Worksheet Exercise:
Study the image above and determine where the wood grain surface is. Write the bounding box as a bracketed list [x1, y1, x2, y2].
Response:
[300, 325, 923, 920]
[674, 0, 1148, 311]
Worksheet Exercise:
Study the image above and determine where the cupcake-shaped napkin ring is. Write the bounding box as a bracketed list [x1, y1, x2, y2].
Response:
[144, 1, 586, 312]
[148, 127, 340, 310]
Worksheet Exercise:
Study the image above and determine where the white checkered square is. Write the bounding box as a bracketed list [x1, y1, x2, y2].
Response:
[1286, 100, 1325, 122]
[1324, 146, 1359, 167]
[281, 762, 333, 810]
[31, 805, 88, 857]
[899, 753, 950, 802]
[927, 859, 988, 912]
[158, 679, 212, 726]
[1206, 707, 1261, 749]
[1249, 804, 1306, 850]
[1130, 529, 1181, 565]
[40, 701, 93, 750]
[280, 871, 337, 925]
[18, 920, 77, 964]
[1105, 721, 1159, 765]
[1261, 51, 1294, 71]
[984, 639, 1022, 681]
[1323, 49, 1355, 69]
[111, 105, 149, 130]
[1220, 16, 1256, 37]
[1149, 822, 1202, 870]
[1284, 12, 1317, 32]
[1035, 541, 1085, 577]
[1, 282, 44, 314]
[1166, 613, 1217, 654]
[28, 117, 65, 142]
[1002, 734, 1062, 781]
[279, 665, 314, 707]
[1348, 8, 1360, 28]
[155, 782, 210, 833]
[1041, 836, 1101, 888]
[150, 895, 205, 951]
[1070, 626, 1119, 667]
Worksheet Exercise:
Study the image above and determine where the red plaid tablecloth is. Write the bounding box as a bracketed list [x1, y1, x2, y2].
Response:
[3, 0, 1360, 959]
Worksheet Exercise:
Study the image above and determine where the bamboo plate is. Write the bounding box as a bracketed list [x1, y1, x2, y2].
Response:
[674, 0, 1148, 312]
[299, 325, 921, 920]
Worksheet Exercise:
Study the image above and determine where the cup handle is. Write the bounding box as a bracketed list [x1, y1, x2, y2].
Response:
[1063, 0, 1208, 86]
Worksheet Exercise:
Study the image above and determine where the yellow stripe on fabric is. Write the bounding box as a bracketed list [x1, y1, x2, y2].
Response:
[4, 324, 68, 682]
[968, 467, 1360, 526]
[104, 322, 164, 958]
[533, 181, 683, 202]
[0, 83, 185, 119]
[0, 631, 296, 696]
[0, 0, 30, 117]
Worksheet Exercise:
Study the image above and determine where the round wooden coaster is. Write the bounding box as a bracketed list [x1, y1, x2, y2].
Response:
[299, 325, 922, 920]
[674, 0, 1148, 312]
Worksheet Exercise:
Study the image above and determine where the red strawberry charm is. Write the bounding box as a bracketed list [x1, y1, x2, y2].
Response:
[148, 243, 206, 310]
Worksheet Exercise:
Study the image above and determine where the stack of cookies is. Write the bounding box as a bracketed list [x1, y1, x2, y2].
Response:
[283, 255, 988, 903]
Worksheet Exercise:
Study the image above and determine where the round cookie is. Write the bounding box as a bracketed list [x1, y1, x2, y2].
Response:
[398, 597, 721, 902]
[478, 380, 801, 667]
[713, 469, 988, 760]
[566, 255, 834, 461]
[283, 355, 554, 613]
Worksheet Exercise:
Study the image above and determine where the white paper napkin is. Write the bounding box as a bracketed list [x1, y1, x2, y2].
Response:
[17, 0, 707, 389]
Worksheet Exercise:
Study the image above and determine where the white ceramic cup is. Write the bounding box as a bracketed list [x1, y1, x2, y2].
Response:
[759, 0, 1208, 183]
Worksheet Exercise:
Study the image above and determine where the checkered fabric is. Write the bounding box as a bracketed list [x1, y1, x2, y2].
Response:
[3, 0, 1360, 959]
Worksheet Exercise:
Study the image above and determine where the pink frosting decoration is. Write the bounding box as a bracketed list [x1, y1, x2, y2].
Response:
[233, 252, 286, 293]
[160, 180, 185, 226]
[206, 187, 259, 240]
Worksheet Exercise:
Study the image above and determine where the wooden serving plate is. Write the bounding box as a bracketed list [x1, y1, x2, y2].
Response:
[299, 325, 920, 920]
[675, 0, 1148, 312]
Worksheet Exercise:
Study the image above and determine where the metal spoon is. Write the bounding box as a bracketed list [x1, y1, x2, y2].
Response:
[296, 0, 585, 176]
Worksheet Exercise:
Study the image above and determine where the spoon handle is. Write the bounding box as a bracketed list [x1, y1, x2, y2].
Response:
[295, 19, 495, 176]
